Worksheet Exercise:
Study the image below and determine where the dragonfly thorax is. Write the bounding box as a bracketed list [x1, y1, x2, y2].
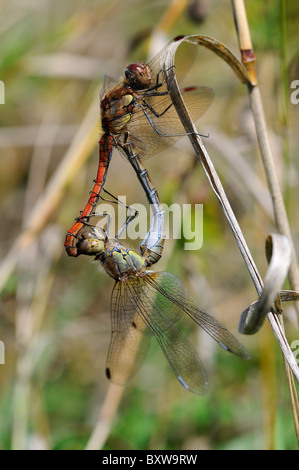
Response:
[124, 63, 152, 90]
[103, 242, 146, 280]
[77, 233, 146, 280]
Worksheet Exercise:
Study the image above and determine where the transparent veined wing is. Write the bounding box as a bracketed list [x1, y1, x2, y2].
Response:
[147, 272, 250, 359]
[146, 36, 198, 91]
[126, 274, 209, 395]
[127, 86, 214, 159]
[105, 279, 151, 385]
[100, 74, 119, 101]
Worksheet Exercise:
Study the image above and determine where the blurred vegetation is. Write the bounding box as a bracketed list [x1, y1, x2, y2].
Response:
[0, 0, 299, 450]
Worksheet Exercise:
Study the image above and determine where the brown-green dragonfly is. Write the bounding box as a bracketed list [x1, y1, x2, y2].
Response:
[78, 219, 249, 395]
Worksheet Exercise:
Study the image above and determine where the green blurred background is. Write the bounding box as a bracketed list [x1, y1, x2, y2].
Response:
[0, 0, 299, 450]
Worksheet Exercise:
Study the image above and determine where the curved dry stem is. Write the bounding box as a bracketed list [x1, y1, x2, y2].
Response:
[162, 35, 299, 384]
[181, 35, 252, 84]
[232, 0, 299, 443]
[248, 85, 299, 305]
[239, 234, 292, 334]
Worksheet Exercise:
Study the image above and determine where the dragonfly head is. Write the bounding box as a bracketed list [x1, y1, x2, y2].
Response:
[124, 63, 152, 90]
[77, 231, 105, 256]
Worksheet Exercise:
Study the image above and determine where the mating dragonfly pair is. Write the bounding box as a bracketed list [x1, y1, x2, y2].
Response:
[64, 37, 249, 395]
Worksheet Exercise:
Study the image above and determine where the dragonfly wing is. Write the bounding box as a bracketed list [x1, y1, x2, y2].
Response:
[100, 38, 196, 110]
[127, 274, 208, 395]
[148, 272, 249, 359]
[127, 86, 214, 159]
[147, 38, 198, 89]
[100, 74, 119, 100]
[106, 280, 151, 386]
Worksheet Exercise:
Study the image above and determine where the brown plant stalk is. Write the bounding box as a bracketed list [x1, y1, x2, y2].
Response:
[231, 0, 299, 445]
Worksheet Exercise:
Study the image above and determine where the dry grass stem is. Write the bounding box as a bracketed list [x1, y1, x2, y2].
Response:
[231, 0, 299, 444]
[163, 35, 299, 384]
[248, 85, 299, 303]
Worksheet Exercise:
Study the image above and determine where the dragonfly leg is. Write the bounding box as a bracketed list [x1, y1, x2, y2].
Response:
[140, 103, 203, 139]
[141, 99, 173, 118]
[144, 65, 176, 96]
[143, 90, 169, 97]
[120, 140, 166, 267]
[87, 187, 139, 241]
[101, 189, 139, 240]
[139, 105, 165, 137]
[116, 204, 139, 239]
[141, 69, 173, 98]
[97, 188, 139, 239]
[84, 211, 112, 238]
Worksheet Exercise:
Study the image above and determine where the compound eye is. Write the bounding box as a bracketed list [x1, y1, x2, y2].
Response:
[128, 63, 143, 72]
[125, 63, 151, 89]
[125, 63, 144, 78]
[124, 68, 131, 80]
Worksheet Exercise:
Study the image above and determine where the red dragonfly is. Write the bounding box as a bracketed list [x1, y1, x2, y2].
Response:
[64, 36, 214, 257]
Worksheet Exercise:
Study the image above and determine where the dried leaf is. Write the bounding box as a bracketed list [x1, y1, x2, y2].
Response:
[239, 234, 292, 334]
[161, 35, 299, 384]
